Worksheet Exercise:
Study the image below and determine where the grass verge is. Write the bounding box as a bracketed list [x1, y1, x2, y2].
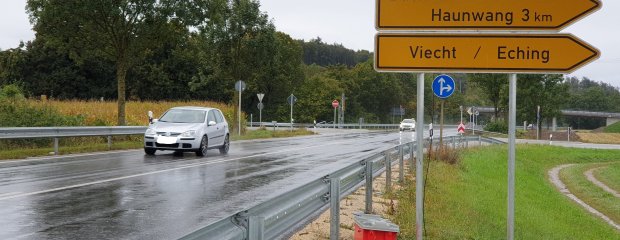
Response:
[560, 163, 620, 224]
[230, 128, 316, 141]
[604, 121, 620, 133]
[577, 132, 620, 144]
[393, 145, 620, 239]
[595, 163, 620, 193]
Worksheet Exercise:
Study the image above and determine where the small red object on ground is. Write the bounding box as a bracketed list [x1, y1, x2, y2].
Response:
[353, 212, 399, 240]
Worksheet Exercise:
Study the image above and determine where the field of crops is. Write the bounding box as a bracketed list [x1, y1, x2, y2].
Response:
[28, 100, 242, 127]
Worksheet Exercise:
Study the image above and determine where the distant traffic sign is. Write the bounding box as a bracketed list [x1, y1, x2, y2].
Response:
[287, 94, 297, 105]
[332, 100, 339, 109]
[458, 123, 466, 134]
[257, 102, 264, 110]
[257, 93, 265, 102]
[432, 75, 455, 99]
[375, 33, 599, 73]
[235, 81, 246, 92]
[376, 0, 601, 31]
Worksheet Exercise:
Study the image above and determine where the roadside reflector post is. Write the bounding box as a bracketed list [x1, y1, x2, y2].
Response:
[107, 136, 112, 150]
[330, 176, 341, 240]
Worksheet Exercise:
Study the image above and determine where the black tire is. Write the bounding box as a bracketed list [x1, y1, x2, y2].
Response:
[219, 134, 230, 155]
[144, 148, 156, 155]
[196, 135, 208, 156]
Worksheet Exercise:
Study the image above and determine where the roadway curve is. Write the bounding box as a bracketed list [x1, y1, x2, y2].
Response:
[0, 130, 440, 239]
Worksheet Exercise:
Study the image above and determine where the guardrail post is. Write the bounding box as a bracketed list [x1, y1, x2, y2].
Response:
[107, 136, 112, 150]
[365, 160, 373, 214]
[478, 135, 482, 146]
[330, 177, 341, 240]
[399, 145, 404, 183]
[249, 216, 265, 240]
[54, 138, 59, 155]
[385, 150, 392, 193]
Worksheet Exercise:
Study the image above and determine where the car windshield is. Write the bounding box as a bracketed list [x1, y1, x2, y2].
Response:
[159, 109, 206, 123]
[402, 119, 415, 123]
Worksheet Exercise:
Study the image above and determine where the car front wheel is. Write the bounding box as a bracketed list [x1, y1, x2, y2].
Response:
[196, 136, 208, 156]
[219, 135, 230, 154]
[145, 148, 156, 155]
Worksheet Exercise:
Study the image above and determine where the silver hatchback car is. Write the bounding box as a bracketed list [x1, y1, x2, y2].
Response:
[144, 106, 230, 156]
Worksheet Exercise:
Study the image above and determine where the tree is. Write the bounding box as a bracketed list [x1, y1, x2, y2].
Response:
[517, 74, 567, 131]
[469, 74, 508, 120]
[27, 0, 204, 125]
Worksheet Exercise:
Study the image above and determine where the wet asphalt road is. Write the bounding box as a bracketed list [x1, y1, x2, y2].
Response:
[0, 130, 446, 239]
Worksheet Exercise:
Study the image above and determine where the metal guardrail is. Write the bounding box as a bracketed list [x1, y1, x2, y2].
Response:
[181, 135, 504, 240]
[0, 126, 147, 155]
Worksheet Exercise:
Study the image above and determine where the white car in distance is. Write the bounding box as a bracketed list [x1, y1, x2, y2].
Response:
[399, 118, 416, 132]
[144, 106, 230, 156]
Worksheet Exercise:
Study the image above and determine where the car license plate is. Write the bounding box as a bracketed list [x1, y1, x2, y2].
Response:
[157, 136, 177, 144]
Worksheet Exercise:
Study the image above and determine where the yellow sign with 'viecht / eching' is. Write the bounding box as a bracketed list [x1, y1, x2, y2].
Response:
[374, 33, 600, 73]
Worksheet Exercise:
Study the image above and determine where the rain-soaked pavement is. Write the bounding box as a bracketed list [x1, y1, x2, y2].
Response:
[0, 129, 439, 239]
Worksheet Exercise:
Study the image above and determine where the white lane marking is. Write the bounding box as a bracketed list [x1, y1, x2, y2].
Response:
[0, 138, 369, 201]
[0, 192, 22, 198]
[549, 164, 620, 231]
[0, 149, 141, 165]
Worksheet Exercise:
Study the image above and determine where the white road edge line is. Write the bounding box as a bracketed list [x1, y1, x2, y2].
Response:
[0, 192, 22, 198]
[548, 164, 620, 231]
[0, 139, 354, 201]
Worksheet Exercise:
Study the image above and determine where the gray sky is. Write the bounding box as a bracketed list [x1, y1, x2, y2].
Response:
[2, 1, 619, 88]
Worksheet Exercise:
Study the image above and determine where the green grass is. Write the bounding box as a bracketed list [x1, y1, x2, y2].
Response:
[393, 145, 620, 239]
[605, 121, 620, 133]
[595, 163, 620, 193]
[561, 163, 620, 225]
[230, 128, 315, 141]
[0, 129, 316, 160]
[0, 137, 143, 160]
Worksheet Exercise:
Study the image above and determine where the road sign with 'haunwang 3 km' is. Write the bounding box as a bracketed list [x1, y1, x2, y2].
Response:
[376, 0, 601, 31]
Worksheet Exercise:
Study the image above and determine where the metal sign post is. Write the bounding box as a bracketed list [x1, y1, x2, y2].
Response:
[508, 74, 517, 240]
[235, 80, 246, 136]
[332, 100, 339, 129]
[415, 73, 425, 240]
[257, 93, 265, 127]
[287, 94, 297, 131]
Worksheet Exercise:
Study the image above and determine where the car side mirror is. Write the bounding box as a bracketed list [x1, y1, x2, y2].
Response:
[208, 121, 216, 126]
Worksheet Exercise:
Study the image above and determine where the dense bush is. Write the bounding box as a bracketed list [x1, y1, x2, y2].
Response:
[484, 120, 508, 134]
[0, 85, 84, 127]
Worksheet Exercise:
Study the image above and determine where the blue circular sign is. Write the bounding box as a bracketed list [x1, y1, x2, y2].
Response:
[432, 75, 456, 99]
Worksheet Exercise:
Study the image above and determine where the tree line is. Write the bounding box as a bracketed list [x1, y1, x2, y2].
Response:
[1, 0, 619, 129]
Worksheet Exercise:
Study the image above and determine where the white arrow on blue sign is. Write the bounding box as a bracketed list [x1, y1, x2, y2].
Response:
[432, 75, 455, 99]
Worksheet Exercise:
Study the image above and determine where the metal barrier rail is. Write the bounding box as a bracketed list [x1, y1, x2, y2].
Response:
[181, 135, 504, 240]
[0, 126, 147, 155]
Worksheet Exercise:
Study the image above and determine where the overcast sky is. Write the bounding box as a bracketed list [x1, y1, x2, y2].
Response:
[2, 1, 619, 88]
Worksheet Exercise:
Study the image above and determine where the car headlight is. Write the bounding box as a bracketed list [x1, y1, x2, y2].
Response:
[181, 130, 197, 138]
[145, 128, 156, 136]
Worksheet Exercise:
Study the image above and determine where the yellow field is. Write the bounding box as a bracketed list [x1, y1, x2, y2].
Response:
[576, 132, 620, 144]
[28, 100, 242, 127]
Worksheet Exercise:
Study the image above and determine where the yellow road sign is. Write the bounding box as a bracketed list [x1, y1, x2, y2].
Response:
[375, 33, 600, 73]
[376, 0, 601, 30]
